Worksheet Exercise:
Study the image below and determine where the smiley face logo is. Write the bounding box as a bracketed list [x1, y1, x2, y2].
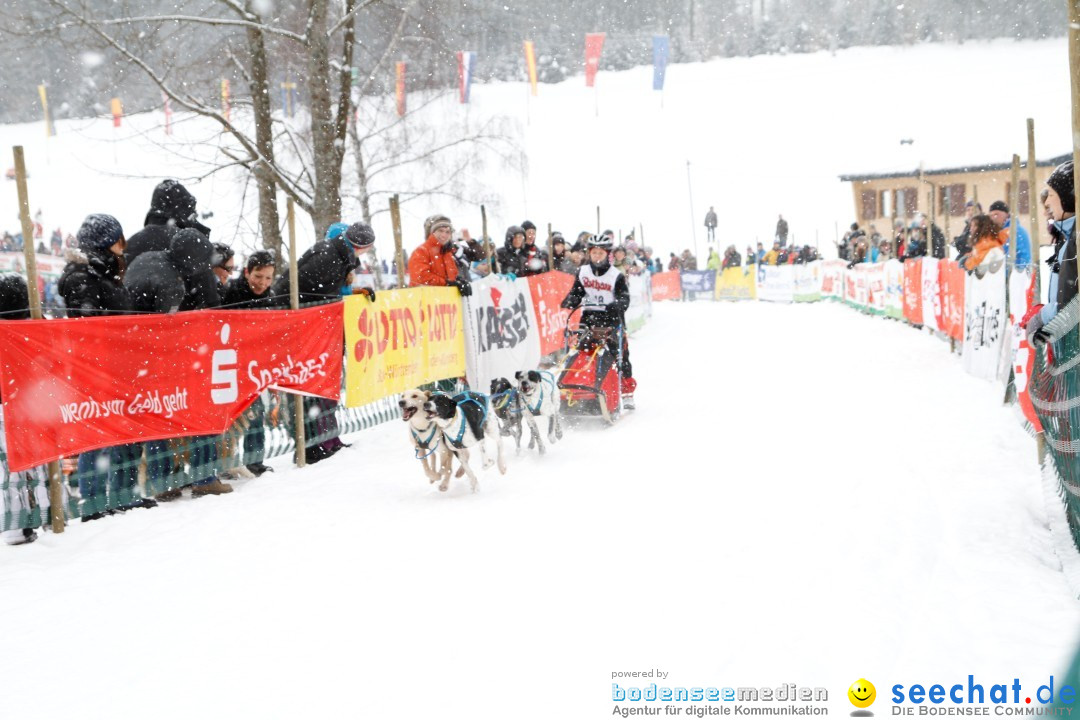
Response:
[848, 679, 876, 709]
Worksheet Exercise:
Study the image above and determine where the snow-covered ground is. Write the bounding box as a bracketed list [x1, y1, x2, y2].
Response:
[0, 38, 1069, 263]
[1, 299, 1076, 719]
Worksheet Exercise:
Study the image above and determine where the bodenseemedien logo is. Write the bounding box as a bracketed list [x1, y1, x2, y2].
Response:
[849, 679, 877, 716]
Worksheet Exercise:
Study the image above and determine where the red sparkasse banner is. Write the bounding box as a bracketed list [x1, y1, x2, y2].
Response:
[651, 271, 681, 301]
[0, 305, 343, 471]
[903, 258, 923, 325]
[527, 270, 575, 355]
[584, 32, 606, 87]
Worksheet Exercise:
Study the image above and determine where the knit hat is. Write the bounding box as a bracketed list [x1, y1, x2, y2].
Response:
[0, 275, 30, 320]
[345, 222, 375, 249]
[424, 214, 452, 238]
[988, 200, 1009, 214]
[521, 220, 536, 231]
[551, 231, 566, 245]
[1047, 161, 1076, 214]
[210, 242, 235, 269]
[77, 213, 124, 251]
[505, 225, 525, 244]
[325, 222, 349, 241]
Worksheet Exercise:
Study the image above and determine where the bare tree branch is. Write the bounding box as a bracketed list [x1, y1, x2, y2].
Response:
[40, 14, 306, 42]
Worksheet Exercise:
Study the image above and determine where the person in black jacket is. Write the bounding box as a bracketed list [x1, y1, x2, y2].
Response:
[520, 220, 548, 276]
[125, 179, 211, 266]
[125, 228, 220, 313]
[496, 226, 527, 277]
[222, 249, 275, 309]
[59, 215, 157, 518]
[222, 250, 276, 476]
[58, 213, 131, 318]
[561, 233, 635, 406]
[272, 222, 365, 305]
[124, 227, 230, 498]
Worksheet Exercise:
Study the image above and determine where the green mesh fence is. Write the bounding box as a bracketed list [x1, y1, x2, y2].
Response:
[0, 392, 403, 532]
[1031, 328, 1080, 552]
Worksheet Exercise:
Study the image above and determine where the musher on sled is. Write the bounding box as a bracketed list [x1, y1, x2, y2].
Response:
[560, 230, 636, 409]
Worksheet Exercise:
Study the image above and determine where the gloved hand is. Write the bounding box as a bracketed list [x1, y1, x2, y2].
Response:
[449, 278, 472, 297]
[354, 287, 375, 301]
[1038, 296, 1080, 347]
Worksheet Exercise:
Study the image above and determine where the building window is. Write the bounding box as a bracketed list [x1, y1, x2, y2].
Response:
[881, 189, 893, 218]
[860, 189, 878, 221]
[949, 184, 966, 216]
[897, 187, 918, 217]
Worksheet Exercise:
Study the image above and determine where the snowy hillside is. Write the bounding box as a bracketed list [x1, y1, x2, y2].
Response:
[0, 37, 1068, 263]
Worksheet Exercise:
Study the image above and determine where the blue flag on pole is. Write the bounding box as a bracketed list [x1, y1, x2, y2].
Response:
[652, 35, 670, 91]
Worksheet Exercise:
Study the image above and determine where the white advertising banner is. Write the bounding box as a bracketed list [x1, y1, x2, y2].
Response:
[462, 275, 542, 392]
[884, 260, 905, 319]
[962, 265, 1008, 382]
[921, 258, 941, 333]
[757, 265, 794, 303]
[793, 261, 823, 302]
[626, 274, 652, 333]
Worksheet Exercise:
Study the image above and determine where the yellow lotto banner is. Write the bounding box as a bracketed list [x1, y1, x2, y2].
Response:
[343, 287, 466, 407]
[715, 266, 757, 300]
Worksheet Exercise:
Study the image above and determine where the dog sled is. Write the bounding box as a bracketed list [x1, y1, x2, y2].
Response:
[556, 311, 626, 424]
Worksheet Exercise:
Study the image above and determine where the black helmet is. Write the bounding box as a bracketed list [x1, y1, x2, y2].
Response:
[505, 225, 525, 243]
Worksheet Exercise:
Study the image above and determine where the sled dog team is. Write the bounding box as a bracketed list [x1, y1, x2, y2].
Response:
[400, 369, 564, 493]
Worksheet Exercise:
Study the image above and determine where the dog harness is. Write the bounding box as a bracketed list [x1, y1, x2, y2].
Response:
[446, 392, 489, 449]
[524, 371, 557, 415]
[412, 424, 441, 459]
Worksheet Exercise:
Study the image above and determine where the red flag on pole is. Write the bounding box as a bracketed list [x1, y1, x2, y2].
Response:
[110, 97, 123, 127]
[162, 92, 172, 136]
[395, 61, 406, 117]
[584, 33, 606, 87]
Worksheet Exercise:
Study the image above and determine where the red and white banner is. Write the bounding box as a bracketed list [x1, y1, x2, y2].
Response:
[651, 271, 681, 301]
[821, 261, 844, 300]
[903, 258, 923, 325]
[1010, 269, 1042, 431]
[585, 32, 606, 87]
[0, 305, 343, 471]
[462, 275, 542, 393]
[526, 270, 574, 355]
[938, 260, 965, 341]
[921, 258, 941, 332]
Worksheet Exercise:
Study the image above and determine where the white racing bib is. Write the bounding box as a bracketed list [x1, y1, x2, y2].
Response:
[579, 264, 620, 311]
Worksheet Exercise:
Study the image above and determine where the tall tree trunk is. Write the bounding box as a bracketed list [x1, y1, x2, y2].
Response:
[349, 124, 371, 223]
[245, 7, 283, 263]
[306, 0, 341, 240]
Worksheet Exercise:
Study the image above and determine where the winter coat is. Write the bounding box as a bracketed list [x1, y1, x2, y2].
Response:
[408, 234, 459, 287]
[776, 218, 789, 241]
[520, 243, 549, 276]
[552, 251, 577, 274]
[667, 257, 681, 271]
[124, 228, 218, 313]
[704, 211, 718, 229]
[962, 232, 1005, 272]
[763, 249, 779, 266]
[903, 236, 926, 261]
[222, 274, 275, 309]
[274, 236, 360, 304]
[1044, 218, 1078, 323]
[495, 239, 527, 278]
[125, 180, 211, 265]
[58, 248, 132, 318]
[930, 224, 947, 259]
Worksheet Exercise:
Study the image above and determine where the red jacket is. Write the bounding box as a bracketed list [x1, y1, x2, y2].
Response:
[408, 234, 458, 287]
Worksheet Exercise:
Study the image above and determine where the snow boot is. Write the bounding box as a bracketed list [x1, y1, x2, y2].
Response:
[155, 488, 183, 502]
[246, 462, 273, 476]
[191, 479, 234, 497]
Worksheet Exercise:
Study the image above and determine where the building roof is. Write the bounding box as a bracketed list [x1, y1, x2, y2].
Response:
[839, 153, 1072, 182]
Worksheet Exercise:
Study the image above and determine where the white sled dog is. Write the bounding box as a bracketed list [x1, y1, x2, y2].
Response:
[399, 389, 451, 485]
[423, 391, 506, 492]
[515, 369, 563, 455]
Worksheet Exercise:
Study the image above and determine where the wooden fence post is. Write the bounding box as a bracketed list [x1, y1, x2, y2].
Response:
[287, 197, 306, 468]
[14, 146, 63, 533]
